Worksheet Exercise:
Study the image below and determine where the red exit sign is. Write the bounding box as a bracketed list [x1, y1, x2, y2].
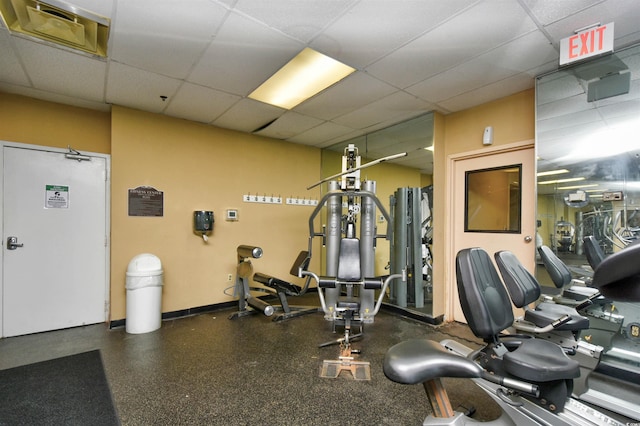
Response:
[559, 22, 614, 66]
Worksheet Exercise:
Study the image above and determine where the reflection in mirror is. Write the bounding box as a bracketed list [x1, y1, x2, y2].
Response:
[535, 44, 640, 381]
[321, 113, 436, 321]
[465, 165, 521, 233]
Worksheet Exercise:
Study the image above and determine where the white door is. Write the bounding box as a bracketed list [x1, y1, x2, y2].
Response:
[450, 144, 535, 322]
[2, 145, 109, 337]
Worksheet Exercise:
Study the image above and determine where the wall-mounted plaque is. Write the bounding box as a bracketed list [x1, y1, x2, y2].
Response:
[128, 186, 163, 217]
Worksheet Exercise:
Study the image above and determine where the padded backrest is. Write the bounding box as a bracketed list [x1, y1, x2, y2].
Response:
[593, 241, 640, 302]
[538, 245, 572, 289]
[583, 236, 605, 269]
[456, 248, 514, 341]
[337, 238, 361, 281]
[494, 250, 541, 308]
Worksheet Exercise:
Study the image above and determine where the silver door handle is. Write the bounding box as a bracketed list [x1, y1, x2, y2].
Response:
[7, 236, 24, 250]
[524, 235, 532, 243]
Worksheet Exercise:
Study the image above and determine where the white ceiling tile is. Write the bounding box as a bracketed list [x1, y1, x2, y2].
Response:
[164, 82, 241, 124]
[0, 81, 110, 110]
[408, 31, 556, 103]
[293, 71, 397, 120]
[333, 91, 433, 130]
[536, 94, 592, 122]
[110, 0, 227, 78]
[106, 62, 182, 113]
[311, 0, 477, 69]
[212, 98, 284, 133]
[537, 108, 602, 134]
[188, 11, 304, 95]
[437, 72, 534, 112]
[13, 37, 106, 102]
[232, 0, 355, 43]
[521, 0, 602, 26]
[0, 30, 30, 86]
[366, 0, 537, 88]
[537, 73, 585, 105]
[253, 111, 324, 140]
[598, 98, 640, 122]
[287, 121, 357, 147]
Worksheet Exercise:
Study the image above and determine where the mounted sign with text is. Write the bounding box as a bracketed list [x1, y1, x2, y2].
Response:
[559, 22, 614, 66]
[128, 186, 164, 217]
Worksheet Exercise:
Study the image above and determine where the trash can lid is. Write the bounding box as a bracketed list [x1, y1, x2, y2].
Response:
[127, 253, 162, 274]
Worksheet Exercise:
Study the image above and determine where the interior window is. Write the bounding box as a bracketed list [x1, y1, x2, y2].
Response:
[465, 164, 522, 233]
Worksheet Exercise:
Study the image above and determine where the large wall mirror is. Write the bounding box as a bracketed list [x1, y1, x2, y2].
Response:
[320, 113, 435, 320]
[536, 43, 640, 265]
[535, 44, 640, 372]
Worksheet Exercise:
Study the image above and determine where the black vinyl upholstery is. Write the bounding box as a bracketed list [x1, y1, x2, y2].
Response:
[495, 250, 588, 331]
[494, 250, 540, 308]
[456, 248, 580, 384]
[593, 241, 640, 302]
[337, 238, 361, 281]
[455, 248, 514, 341]
[583, 236, 605, 269]
[537, 245, 572, 289]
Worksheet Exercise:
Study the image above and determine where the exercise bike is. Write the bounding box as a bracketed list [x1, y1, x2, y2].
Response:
[383, 242, 640, 425]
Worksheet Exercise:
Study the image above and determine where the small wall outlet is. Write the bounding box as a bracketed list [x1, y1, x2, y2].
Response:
[227, 274, 233, 281]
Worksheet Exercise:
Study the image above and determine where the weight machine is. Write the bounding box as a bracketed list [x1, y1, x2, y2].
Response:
[294, 144, 406, 380]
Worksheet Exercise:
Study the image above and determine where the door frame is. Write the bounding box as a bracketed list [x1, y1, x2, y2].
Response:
[444, 140, 535, 322]
[0, 141, 111, 335]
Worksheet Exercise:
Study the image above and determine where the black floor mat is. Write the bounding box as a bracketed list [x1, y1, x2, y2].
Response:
[0, 350, 119, 425]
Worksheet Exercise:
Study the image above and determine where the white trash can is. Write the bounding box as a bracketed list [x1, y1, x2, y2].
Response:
[125, 253, 163, 334]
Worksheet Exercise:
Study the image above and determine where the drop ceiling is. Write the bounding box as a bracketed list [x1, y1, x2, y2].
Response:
[1, 0, 640, 175]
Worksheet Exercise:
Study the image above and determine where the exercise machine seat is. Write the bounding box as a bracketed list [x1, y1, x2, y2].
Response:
[593, 241, 640, 302]
[583, 236, 605, 269]
[456, 248, 580, 383]
[537, 245, 572, 289]
[494, 250, 589, 331]
[253, 273, 302, 296]
[384, 339, 482, 385]
[456, 248, 515, 341]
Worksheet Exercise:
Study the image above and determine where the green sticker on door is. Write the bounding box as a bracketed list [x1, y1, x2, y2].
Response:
[45, 184, 69, 209]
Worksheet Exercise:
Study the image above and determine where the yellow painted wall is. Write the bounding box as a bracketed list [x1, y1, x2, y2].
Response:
[0, 93, 110, 154]
[110, 106, 322, 320]
[432, 89, 535, 318]
[1, 89, 534, 325]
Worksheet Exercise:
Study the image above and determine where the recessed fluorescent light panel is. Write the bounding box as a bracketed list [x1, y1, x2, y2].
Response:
[538, 177, 585, 185]
[249, 47, 356, 110]
[537, 169, 569, 177]
[0, 0, 110, 57]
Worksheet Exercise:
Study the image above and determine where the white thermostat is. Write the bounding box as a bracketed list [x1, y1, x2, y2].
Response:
[226, 209, 239, 221]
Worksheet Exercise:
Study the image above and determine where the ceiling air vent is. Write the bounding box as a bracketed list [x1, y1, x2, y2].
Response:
[0, 0, 109, 57]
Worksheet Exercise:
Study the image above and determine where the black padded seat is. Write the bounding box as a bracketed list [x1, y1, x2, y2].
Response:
[503, 338, 580, 382]
[253, 272, 302, 296]
[337, 297, 360, 311]
[494, 250, 589, 332]
[525, 303, 589, 331]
